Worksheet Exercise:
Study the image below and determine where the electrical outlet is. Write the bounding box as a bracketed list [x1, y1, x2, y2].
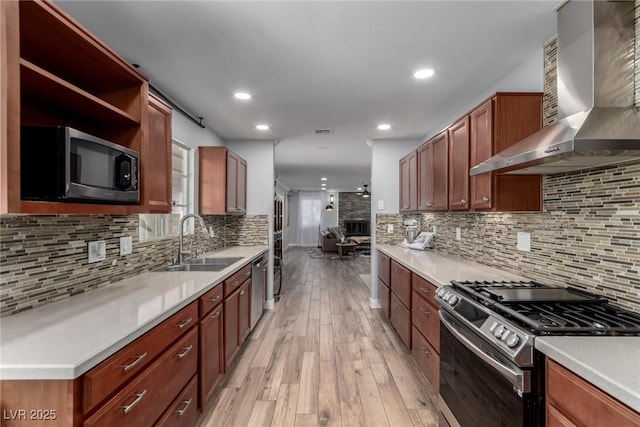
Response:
[208, 226, 215, 238]
[120, 236, 133, 256]
[387, 224, 394, 234]
[433, 225, 437, 235]
[517, 232, 531, 252]
[455, 227, 461, 241]
[88, 241, 106, 263]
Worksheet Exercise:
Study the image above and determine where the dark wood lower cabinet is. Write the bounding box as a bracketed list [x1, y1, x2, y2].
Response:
[199, 305, 223, 410]
[411, 326, 439, 391]
[238, 280, 252, 345]
[224, 278, 252, 370]
[83, 328, 198, 427]
[379, 279, 390, 319]
[155, 375, 199, 427]
[390, 293, 411, 348]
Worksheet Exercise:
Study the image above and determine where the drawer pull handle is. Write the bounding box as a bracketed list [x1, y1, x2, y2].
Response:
[210, 310, 221, 319]
[420, 307, 430, 315]
[209, 295, 220, 302]
[232, 281, 239, 287]
[177, 318, 192, 329]
[177, 345, 193, 359]
[121, 389, 147, 414]
[420, 346, 431, 355]
[175, 398, 193, 416]
[420, 287, 430, 294]
[121, 352, 148, 372]
[244, 271, 251, 276]
[240, 289, 246, 295]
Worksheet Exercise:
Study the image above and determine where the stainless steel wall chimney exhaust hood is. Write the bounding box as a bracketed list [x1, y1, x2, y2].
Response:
[470, 0, 639, 176]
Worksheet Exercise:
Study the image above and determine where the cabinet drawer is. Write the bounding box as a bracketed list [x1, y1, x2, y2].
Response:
[390, 260, 411, 308]
[378, 251, 390, 285]
[155, 375, 199, 427]
[411, 326, 439, 391]
[411, 291, 439, 353]
[411, 273, 438, 309]
[199, 284, 223, 317]
[390, 293, 411, 349]
[224, 264, 251, 296]
[379, 279, 390, 319]
[82, 301, 198, 413]
[84, 327, 199, 427]
[546, 359, 640, 427]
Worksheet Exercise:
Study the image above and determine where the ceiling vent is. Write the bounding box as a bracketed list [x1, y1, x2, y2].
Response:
[314, 129, 334, 135]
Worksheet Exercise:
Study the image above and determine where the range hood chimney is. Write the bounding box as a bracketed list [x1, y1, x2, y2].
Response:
[470, 0, 639, 176]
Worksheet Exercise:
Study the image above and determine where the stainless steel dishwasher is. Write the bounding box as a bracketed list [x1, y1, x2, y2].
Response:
[250, 254, 267, 329]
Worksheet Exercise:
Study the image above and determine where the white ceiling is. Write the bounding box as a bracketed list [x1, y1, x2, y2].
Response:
[56, 0, 557, 191]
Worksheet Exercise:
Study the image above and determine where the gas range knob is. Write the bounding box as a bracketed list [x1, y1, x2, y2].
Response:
[506, 334, 520, 348]
[447, 295, 458, 305]
[493, 325, 505, 338]
[443, 291, 451, 300]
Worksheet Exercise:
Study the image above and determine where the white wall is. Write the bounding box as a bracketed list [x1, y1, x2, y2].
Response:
[419, 47, 545, 143]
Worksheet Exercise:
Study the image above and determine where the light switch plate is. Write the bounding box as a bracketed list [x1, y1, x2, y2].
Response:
[377, 200, 384, 210]
[517, 232, 531, 252]
[120, 236, 133, 256]
[88, 241, 106, 263]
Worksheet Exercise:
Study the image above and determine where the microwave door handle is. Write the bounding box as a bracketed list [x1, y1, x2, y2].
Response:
[439, 311, 528, 395]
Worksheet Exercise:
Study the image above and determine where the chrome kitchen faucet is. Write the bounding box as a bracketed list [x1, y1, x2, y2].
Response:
[178, 214, 209, 264]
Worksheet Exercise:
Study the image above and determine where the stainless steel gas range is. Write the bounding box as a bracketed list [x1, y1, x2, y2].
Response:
[435, 280, 640, 427]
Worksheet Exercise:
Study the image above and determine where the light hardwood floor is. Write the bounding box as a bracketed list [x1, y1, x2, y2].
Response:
[195, 247, 440, 427]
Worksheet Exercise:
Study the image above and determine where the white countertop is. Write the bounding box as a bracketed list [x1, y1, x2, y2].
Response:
[376, 244, 640, 414]
[377, 244, 527, 286]
[536, 336, 640, 412]
[0, 246, 267, 380]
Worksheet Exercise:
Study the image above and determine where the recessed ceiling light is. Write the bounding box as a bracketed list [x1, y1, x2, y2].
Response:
[321, 177, 327, 181]
[377, 124, 391, 130]
[234, 92, 251, 100]
[414, 68, 435, 79]
[256, 124, 270, 131]
[321, 183, 327, 186]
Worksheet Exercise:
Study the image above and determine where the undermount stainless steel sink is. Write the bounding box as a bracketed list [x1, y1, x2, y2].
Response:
[155, 256, 244, 272]
[188, 256, 243, 265]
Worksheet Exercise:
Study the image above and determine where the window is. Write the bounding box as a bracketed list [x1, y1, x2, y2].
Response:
[138, 141, 192, 241]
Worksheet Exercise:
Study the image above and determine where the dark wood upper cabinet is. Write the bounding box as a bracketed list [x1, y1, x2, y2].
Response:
[400, 151, 418, 212]
[199, 147, 247, 215]
[448, 116, 470, 211]
[418, 130, 449, 211]
[470, 93, 542, 211]
[145, 94, 172, 213]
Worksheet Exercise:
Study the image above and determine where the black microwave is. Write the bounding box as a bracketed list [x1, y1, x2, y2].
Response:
[21, 126, 139, 204]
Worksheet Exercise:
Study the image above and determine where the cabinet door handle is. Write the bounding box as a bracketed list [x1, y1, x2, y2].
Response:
[121, 352, 147, 373]
[461, 199, 466, 204]
[121, 389, 147, 414]
[210, 310, 220, 319]
[482, 196, 490, 203]
[419, 307, 430, 315]
[403, 205, 409, 209]
[177, 318, 192, 329]
[209, 295, 220, 302]
[420, 287, 430, 294]
[420, 346, 431, 355]
[175, 398, 193, 416]
[177, 345, 193, 359]
[240, 289, 246, 295]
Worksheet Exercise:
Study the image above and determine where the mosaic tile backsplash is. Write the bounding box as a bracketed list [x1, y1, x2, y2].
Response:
[0, 214, 268, 317]
[377, 161, 640, 313]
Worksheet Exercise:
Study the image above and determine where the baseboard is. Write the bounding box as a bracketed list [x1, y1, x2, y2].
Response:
[370, 298, 381, 309]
